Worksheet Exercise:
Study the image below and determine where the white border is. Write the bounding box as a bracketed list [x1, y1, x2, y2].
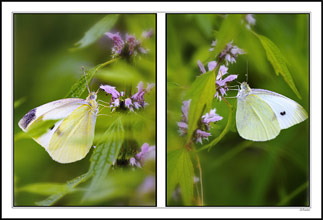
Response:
[2, 1, 321, 219]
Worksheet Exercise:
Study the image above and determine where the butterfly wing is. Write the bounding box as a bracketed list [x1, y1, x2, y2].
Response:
[251, 89, 308, 129]
[18, 98, 86, 149]
[47, 104, 97, 163]
[18, 98, 86, 148]
[236, 94, 281, 141]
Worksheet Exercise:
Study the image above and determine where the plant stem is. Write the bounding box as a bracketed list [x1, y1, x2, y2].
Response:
[276, 181, 309, 206]
[194, 151, 204, 206]
[96, 57, 120, 71]
[197, 97, 233, 152]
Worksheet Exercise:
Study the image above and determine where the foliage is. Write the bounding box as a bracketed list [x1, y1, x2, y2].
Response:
[167, 14, 309, 206]
[73, 14, 119, 50]
[14, 14, 156, 206]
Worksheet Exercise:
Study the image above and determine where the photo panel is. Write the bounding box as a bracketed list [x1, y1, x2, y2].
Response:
[13, 13, 156, 206]
[166, 13, 310, 207]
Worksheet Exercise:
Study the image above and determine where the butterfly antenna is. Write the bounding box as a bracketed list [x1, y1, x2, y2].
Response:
[82, 66, 91, 94]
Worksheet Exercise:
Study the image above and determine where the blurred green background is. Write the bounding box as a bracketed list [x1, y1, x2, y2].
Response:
[167, 14, 309, 206]
[14, 14, 156, 206]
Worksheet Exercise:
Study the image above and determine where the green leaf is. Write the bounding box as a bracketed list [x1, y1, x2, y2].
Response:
[185, 70, 216, 144]
[72, 14, 119, 50]
[19, 183, 71, 196]
[26, 119, 61, 138]
[82, 170, 145, 204]
[35, 173, 89, 206]
[253, 32, 302, 99]
[65, 58, 118, 98]
[83, 117, 124, 200]
[14, 97, 26, 109]
[167, 148, 194, 205]
[210, 14, 243, 58]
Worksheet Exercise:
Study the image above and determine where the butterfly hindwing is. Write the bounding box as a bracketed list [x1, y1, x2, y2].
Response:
[236, 94, 281, 141]
[47, 104, 97, 163]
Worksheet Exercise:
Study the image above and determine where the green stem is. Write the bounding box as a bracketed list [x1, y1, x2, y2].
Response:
[96, 57, 120, 71]
[194, 152, 204, 206]
[197, 98, 233, 152]
[276, 181, 309, 206]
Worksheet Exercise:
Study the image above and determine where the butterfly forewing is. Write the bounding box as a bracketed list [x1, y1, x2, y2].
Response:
[251, 89, 308, 129]
[18, 98, 85, 131]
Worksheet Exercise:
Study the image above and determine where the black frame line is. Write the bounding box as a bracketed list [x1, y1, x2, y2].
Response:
[165, 12, 311, 207]
[12, 12, 157, 207]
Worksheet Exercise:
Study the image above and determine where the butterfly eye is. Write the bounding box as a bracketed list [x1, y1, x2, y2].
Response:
[90, 94, 97, 100]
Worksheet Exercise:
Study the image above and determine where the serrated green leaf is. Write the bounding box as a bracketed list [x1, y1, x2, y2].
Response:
[254, 33, 302, 99]
[210, 14, 243, 59]
[72, 14, 119, 50]
[35, 173, 89, 206]
[65, 64, 100, 98]
[185, 70, 216, 144]
[83, 117, 124, 200]
[65, 58, 118, 98]
[167, 148, 194, 205]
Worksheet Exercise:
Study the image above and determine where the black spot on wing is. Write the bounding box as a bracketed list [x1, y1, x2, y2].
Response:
[50, 124, 55, 130]
[20, 108, 36, 129]
[280, 111, 286, 116]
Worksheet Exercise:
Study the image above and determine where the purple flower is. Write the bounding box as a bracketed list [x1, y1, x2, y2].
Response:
[111, 98, 120, 107]
[105, 31, 148, 58]
[131, 81, 155, 109]
[196, 129, 211, 144]
[105, 32, 124, 57]
[215, 73, 238, 101]
[177, 100, 222, 144]
[209, 40, 217, 51]
[246, 14, 256, 28]
[208, 61, 217, 72]
[125, 34, 140, 56]
[197, 60, 217, 74]
[202, 109, 223, 124]
[219, 41, 245, 65]
[137, 176, 155, 195]
[197, 60, 206, 73]
[100, 84, 120, 99]
[125, 98, 133, 111]
[133, 101, 141, 109]
[142, 29, 154, 39]
[177, 121, 188, 136]
[130, 157, 140, 167]
[130, 143, 155, 168]
[181, 99, 191, 122]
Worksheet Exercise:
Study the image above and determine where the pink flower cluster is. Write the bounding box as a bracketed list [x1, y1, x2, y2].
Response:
[130, 143, 155, 168]
[197, 40, 244, 101]
[100, 81, 154, 112]
[177, 100, 223, 144]
[197, 60, 238, 101]
[105, 30, 153, 58]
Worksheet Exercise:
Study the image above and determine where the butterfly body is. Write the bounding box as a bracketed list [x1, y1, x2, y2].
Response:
[236, 82, 308, 141]
[18, 92, 98, 163]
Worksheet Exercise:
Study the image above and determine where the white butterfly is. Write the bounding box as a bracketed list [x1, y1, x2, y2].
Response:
[236, 82, 308, 141]
[18, 92, 98, 163]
